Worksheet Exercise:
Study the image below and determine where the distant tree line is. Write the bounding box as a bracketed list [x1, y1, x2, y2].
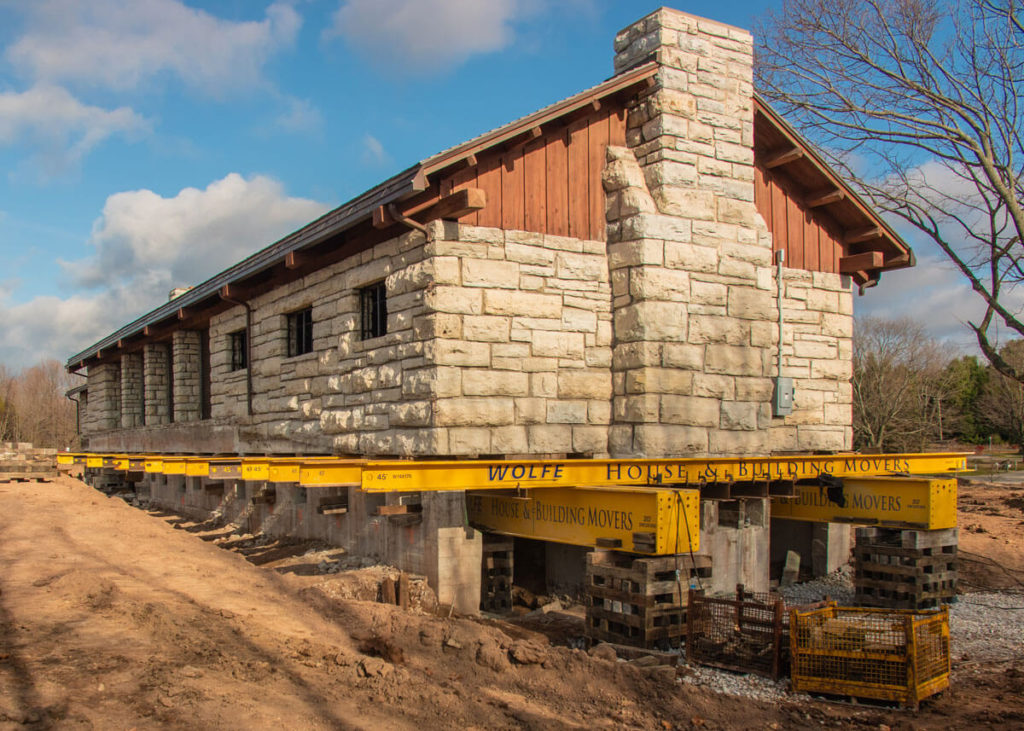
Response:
[0, 359, 79, 449]
[853, 317, 1024, 452]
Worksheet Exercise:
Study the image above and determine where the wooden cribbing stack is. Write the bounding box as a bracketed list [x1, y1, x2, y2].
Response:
[480, 536, 514, 613]
[854, 527, 958, 610]
[585, 551, 712, 650]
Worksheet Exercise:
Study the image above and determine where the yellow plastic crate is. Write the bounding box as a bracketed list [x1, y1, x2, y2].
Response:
[789, 605, 950, 708]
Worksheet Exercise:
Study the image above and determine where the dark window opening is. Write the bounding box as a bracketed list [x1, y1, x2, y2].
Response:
[230, 329, 247, 371]
[287, 307, 313, 357]
[360, 282, 387, 340]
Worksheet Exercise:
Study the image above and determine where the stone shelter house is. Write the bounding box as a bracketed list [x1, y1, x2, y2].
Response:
[67, 8, 912, 612]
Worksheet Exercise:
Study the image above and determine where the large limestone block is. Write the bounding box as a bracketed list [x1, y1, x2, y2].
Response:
[462, 369, 529, 397]
[484, 291, 562, 318]
[705, 343, 764, 376]
[556, 252, 607, 281]
[631, 424, 709, 456]
[613, 394, 661, 423]
[461, 258, 520, 289]
[660, 394, 720, 427]
[546, 401, 588, 424]
[720, 401, 758, 431]
[688, 314, 748, 345]
[664, 241, 718, 273]
[625, 367, 694, 395]
[402, 366, 461, 398]
[614, 301, 688, 343]
[433, 340, 491, 367]
[708, 428, 767, 456]
[572, 425, 608, 454]
[532, 331, 585, 359]
[435, 397, 515, 427]
[727, 287, 773, 320]
[389, 401, 432, 427]
[491, 425, 529, 454]
[462, 315, 510, 343]
[527, 425, 573, 453]
[448, 427, 492, 455]
[426, 286, 482, 315]
[558, 370, 612, 399]
[629, 267, 690, 301]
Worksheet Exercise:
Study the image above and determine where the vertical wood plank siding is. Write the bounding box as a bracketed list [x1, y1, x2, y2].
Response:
[438, 107, 625, 241]
[754, 162, 845, 274]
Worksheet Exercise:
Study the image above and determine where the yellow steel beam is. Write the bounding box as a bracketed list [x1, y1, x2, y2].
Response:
[298, 460, 364, 487]
[113, 457, 131, 471]
[208, 460, 241, 480]
[56, 453, 75, 466]
[185, 459, 209, 477]
[771, 477, 957, 530]
[163, 458, 187, 475]
[361, 453, 967, 493]
[467, 487, 700, 555]
[144, 457, 164, 473]
[86, 456, 105, 468]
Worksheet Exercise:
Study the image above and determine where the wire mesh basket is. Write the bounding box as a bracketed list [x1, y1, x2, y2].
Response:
[789, 604, 950, 708]
[686, 585, 826, 679]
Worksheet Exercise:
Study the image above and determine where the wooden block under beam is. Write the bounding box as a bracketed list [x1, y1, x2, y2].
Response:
[839, 250, 885, 274]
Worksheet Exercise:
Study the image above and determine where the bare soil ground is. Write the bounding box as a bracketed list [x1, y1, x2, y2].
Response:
[1, 475, 1022, 730]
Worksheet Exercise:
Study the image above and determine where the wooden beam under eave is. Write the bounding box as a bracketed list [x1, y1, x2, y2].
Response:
[219, 284, 249, 301]
[844, 226, 884, 245]
[805, 189, 845, 208]
[839, 251, 885, 274]
[374, 187, 486, 229]
[285, 251, 304, 270]
[177, 307, 188, 320]
[763, 147, 804, 169]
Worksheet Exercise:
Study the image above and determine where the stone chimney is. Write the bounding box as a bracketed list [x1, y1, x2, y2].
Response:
[605, 8, 777, 457]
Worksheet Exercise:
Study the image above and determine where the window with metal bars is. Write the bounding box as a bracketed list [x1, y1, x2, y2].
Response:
[229, 329, 247, 371]
[360, 282, 387, 340]
[286, 307, 313, 357]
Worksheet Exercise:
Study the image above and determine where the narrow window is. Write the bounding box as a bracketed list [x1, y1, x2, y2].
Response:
[287, 307, 313, 357]
[360, 282, 387, 340]
[229, 329, 247, 371]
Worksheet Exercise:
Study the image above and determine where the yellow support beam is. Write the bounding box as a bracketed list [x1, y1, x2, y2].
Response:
[771, 477, 957, 530]
[467, 487, 699, 555]
[144, 458, 163, 473]
[361, 453, 967, 493]
[85, 456, 105, 469]
[298, 460, 364, 487]
[56, 453, 75, 466]
[185, 459, 209, 477]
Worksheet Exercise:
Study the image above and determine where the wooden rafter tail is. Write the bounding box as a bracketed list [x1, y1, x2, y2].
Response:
[373, 187, 487, 230]
[839, 251, 884, 275]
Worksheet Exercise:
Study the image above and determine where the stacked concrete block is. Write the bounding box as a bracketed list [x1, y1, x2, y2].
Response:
[172, 330, 202, 423]
[120, 353, 144, 429]
[143, 343, 171, 425]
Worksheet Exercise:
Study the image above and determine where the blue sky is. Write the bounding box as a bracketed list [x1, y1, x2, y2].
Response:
[0, 0, 976, 370]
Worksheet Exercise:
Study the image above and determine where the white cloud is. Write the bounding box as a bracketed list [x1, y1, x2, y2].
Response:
[324, 0, 521, 73]
[0, 85, 148, 173]
[0, 173, 330, 368]
[272, 96, 324, 134]
[361, 133, 390, 166]
[6, 0, 301, 96]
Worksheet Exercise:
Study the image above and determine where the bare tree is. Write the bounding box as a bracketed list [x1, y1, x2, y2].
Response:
[852, 317, 954, 451]
[757, 0, 1024, 379]
[2, 360, 78, 449]
[978, 340, 1024, 451]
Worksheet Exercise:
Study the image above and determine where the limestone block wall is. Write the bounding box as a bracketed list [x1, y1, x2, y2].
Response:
[144, 343, 172, 426]
[120, 353, 144, 429]
[419, 222, 613, 457]
[776, 269, 853, 451]
[84, 362, 120, 432]
[208, 228, 438, 454]
[172, 330, 202, 423]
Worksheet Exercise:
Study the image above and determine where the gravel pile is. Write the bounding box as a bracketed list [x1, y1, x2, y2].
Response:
[681, 664, 790, 702]
[948, 591, 1024, 661]
[778, 565, 856, 606]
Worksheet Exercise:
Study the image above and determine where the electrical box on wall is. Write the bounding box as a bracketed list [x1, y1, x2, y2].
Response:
[772, 376, 794, 416]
